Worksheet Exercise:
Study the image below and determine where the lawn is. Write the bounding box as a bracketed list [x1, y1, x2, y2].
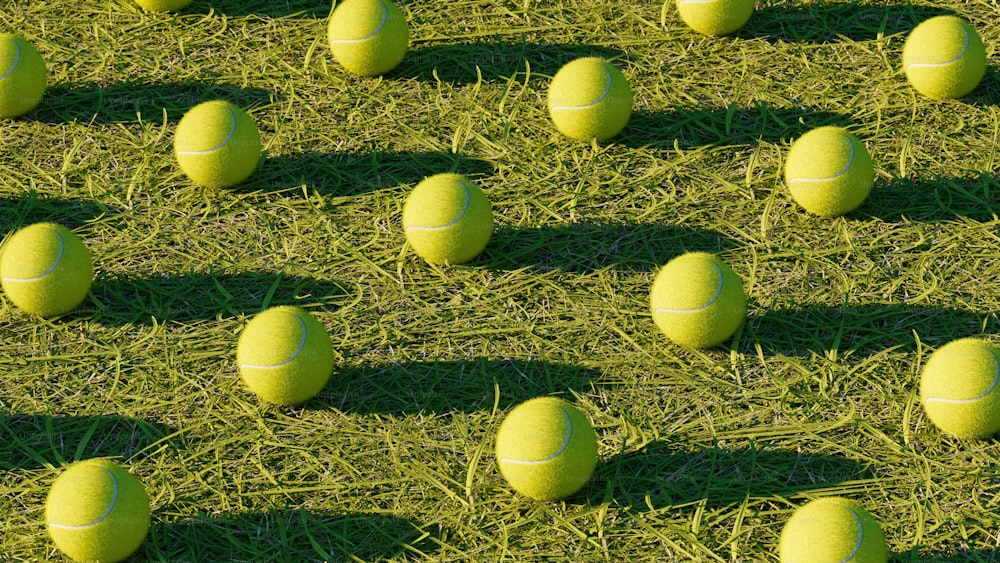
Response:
[2, 0, 1000, 560]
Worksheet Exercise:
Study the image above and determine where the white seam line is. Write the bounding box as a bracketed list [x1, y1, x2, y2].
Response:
[550, 64, 613, 111]
[175, 107, 238, 155]
[405, 183, 471, 231]
[240, 314, 308, 370]
[48, 467, 119, 530]
[2, 229, 64, 282]
[329, 0, 389, 44]
[906, 26, 970, 70]
[499, 406, 573, 465]
[788, 136, 856, 184]
[838, 508, 865, 563]
[925, 348, 1000, 405]
[654, 260, 724, 314]
[0, 37, 21, 81]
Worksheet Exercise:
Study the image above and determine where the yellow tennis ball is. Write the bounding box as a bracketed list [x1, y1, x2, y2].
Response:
[650, 252, 746, 349]
[402, 173, 494, 265]
[677, 0, 754, 36]
[134, 0, 192, 11]
[902, 15, 987, 100]
[919, 338, 1000, 438]
[328, 0, 409, 76]
[784, 126, 874, 217]
[779, 497, 887, 563]
[174, 100, 262, 188]
[237, 306, 335, 406]
[495, 397, 599, 501]
[547, 57, 633, 142]
[45, 459, 151, 563]
[0, 223, 93, 317]
[0, 34, 47, 118]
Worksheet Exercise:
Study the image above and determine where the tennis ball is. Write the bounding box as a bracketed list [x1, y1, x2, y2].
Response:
[45, 459, 151, 563]
[919, 338, 1000, 438]
[328, 0, 409, 76]
[0, 34, 47, 118]
[547, 57, 633, 142]
[650, 252, 746, 349]
[779, 497, 887, 563]
[237, 306, 335, 406]
[134, 0, 192, 11]
[784, 126, 874, 217]
[495, 397, 599, 501]
[174, 100, 261, 188]
[402, 173, 493, 265]
[677, 0, 754, 36]
[0, 223, 93, 317]
[903, 15, 987, 100]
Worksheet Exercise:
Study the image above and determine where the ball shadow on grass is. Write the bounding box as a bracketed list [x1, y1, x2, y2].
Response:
[739, 3, 952, 43]
[250, 150, 495, 196]
[0, 194, 118, 234]
[622, 104, 851, 150]
[149, 509, 438, 562]
[394, 41, 628, 84]
[86, 271, 350, 325]
[0, 413, 174, 470]
[482, 223, 735, 273]
[860, 174, 1000, 222]
[963, 68, 1000, 107]
[745, 304, 990, 357]
[32, 81, 276, 124]
[587, 440, 865, 511]
[328, 359, 601, 415]
[189, 0, 330, 18]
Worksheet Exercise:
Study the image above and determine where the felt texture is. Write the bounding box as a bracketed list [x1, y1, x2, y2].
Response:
[237, 306, 335, 406]
[650, 252, 746, 349]
[496, 397, 598, 501]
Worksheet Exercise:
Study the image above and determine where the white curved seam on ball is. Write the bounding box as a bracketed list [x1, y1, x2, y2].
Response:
[239, 314, 308, 369]
[654, 260, 724, 314]
[906, 27, 970, 70]
[550, 64, 613, 111]
[175, 108, 238, 155]
[0, 38, 21, 81]
[498, 406, 573, 465]
[1, 229, 64, 283]
[838, 508, 865, 563]
[788, 137, 855, 185]
[405, 184, 471, 231]
[47, 467, 119, 530]
[924, 350, 1000, 405]
[328, 0, 389, 44]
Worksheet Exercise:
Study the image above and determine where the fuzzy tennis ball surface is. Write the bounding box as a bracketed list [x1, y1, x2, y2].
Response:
[0, 34, 47, 118]
[237, 306, 335, 406]
[328, 0, 409, 76]
[650, 252, 746, 349]
[779, 497, 887, 563]
[495, 397, 598, 501]
[677, 0, 754, 36]
[903, 15, 986, 100]
[547, 57, 633, 142]
[134, 0, 192, 11]
[46, 459, 151, 563]
[784, 126, 874, 217]
[174, 100, 261, 188]
[402, 173, 494, 265]
[1, 223, 93, 317]
[920, 338, 1000, 438]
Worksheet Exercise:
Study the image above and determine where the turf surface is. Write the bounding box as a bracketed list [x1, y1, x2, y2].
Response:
[2, 0, 1000, 560]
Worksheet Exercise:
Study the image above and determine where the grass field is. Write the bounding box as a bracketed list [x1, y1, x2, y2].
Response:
[2, 0, 1000, 560]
